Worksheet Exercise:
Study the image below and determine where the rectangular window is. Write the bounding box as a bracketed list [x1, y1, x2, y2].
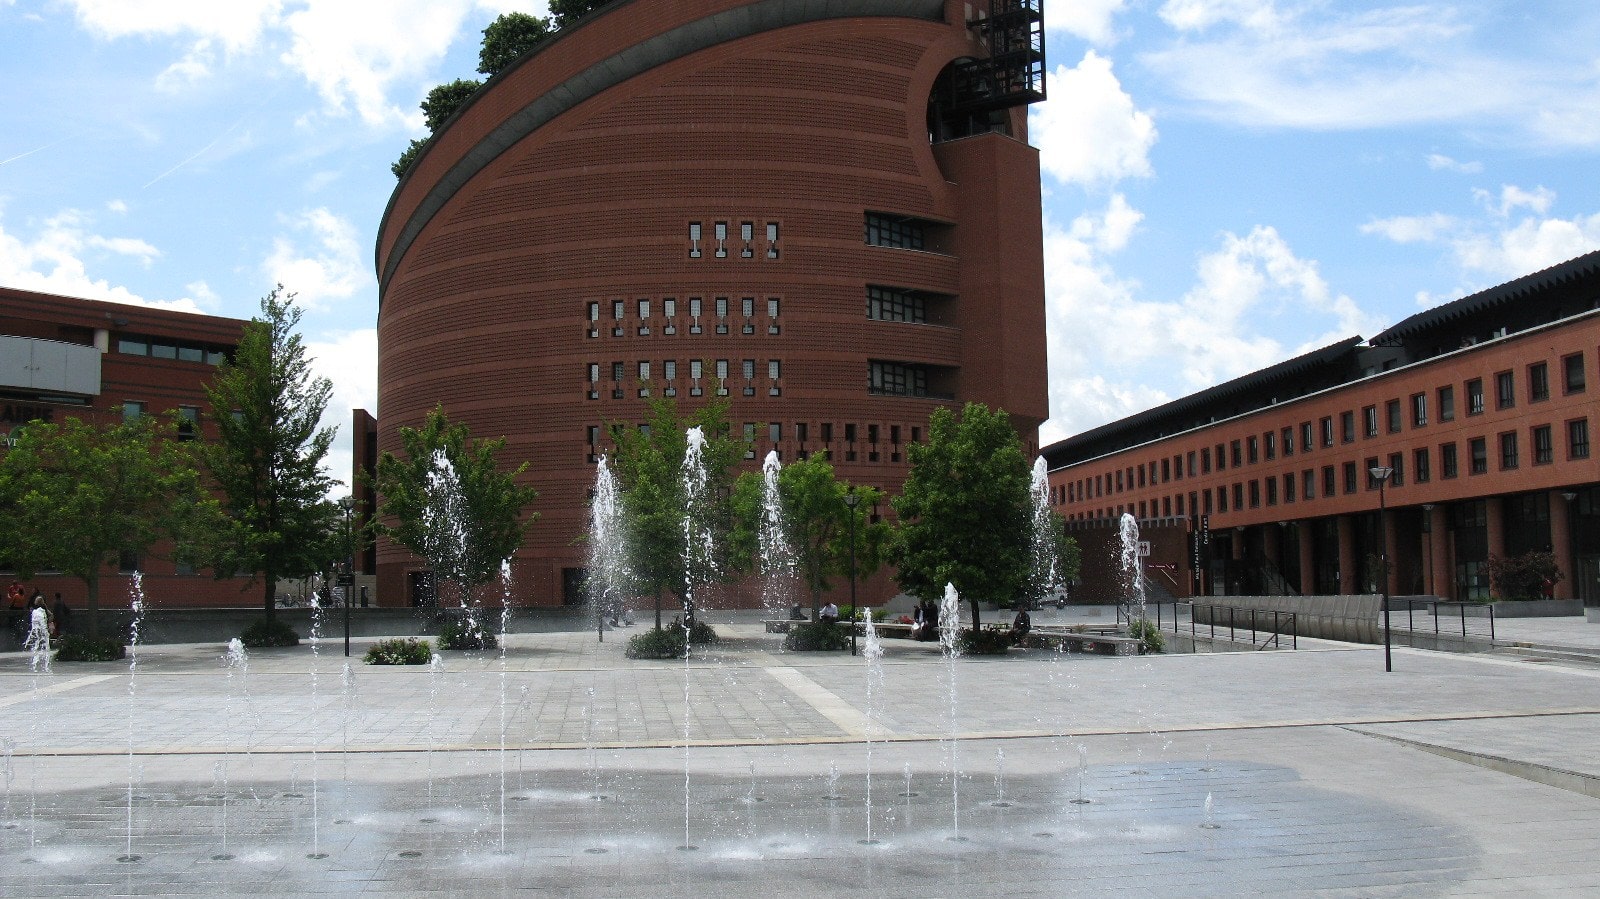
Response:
[1386, 399, 1402, 434]
[822, 423, 833, 442]
[1495, 370, 1515, 409]
[1564, 353, 1586, 393]
[1569, 418, 1590, 459]
[1251, 480, 1263, 508]
[1186, 451, 1196, 477]
[864, 212, 925, 250]
[689, 222, 702, 258]
[118, 550, 139, 573]
[638, 299, 650, 320]
[1388, 452, 1404, 487]
[1529, 362, 1549, 402]
[690, 359, 703, 381]
[1201, 447, 1211, 473]
[177, 405, 199, 441]
[741, 297, 755, 334]
[122, 400, 145, 421]
[716, 360, 729, 395]
[1282, 473, 1294, 504]
[664, 360, 676, 381]
[1469, 437, 1488, 474]
[612, 299, 624, 320]
[869, 360, 929, 397]
[766, 222, 780, 259]
[1414, 447, 1430, 483]
[768, 297, 780, 319]
[1363, 405, 1378, 438]
[664, 298, 677, 318]
[1230, 440, 1242, 468]
[867, 285, 928, 323]
[740, 221, 754, 258]
[1301, 469, 1314, 501]
[1322, 465, 1336, 497]
[1340, 411, 1355, 443]
[1465, 378, 1483, 414]
[637, 361, 651, 396]
[714, 221, 728, 258]
[1411, 393, 1428, 427]
[117, 338, 149, 355]
[1282, 426, 1294, 456]
[1265, 479, 1277, 506]
[587, 301, 600, 322]
[1365, 457, 1382, 490]
[1439, 385, 1455, 421]
[1232, 482, 1244, 510]
[1499, 431, 1518, 470]
[1247, 436, 1259, 464]
[768, 360, 780, 380]
[178, 346, 202, 362]
[587, 362, 600, 399]
[1343, 462, 1357, 494]
[797, 422, 809, 443]
[1533, 425, 1553, 464]
[1215, 443, 1226, 471]
[1441, 442, 1459, 479]
[769, 422, 781, 443]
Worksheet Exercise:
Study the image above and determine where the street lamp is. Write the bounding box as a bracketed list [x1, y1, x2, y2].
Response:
[339, 495, 356, 658]
[844, 490, 860, 657]
[1370, 466, 1393, 672]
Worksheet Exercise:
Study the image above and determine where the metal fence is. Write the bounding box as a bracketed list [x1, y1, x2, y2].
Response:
[1130, 602, 1297, 650]
[1390, 598, 1496, 642]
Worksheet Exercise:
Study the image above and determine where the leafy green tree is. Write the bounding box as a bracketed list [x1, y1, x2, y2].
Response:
[478, 12, 553, 76]
[0, 414, 217, 637]
[372, 407, 539, 610]
[550, 0, 607, 29]
[891, 403, 1033, 629]
[730, 455, 888, 618]
[392, 137, 428, 179]
[421, 78, 483, 132]
[202, 286, 339, 618]
[607, 396, 744, 630]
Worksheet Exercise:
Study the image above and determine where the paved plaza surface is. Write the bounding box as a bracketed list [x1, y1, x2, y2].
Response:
[2, 610, 1599, 896]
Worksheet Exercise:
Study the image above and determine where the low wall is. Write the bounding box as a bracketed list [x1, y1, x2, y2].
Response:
[1461, 599, 1583, 618]
[35, 606, 597, 647]
[1192, 595, 1382, 644]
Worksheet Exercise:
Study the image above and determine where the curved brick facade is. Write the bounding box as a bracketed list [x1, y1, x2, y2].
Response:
[374, 1, 1048, 608]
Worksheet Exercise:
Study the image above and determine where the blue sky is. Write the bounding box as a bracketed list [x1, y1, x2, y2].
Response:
[2, 1, 1598, 487]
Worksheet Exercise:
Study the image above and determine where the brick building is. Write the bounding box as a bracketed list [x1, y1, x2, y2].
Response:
[1045, 250, 1600, 607]
[0, 286, 249, 609]
[370, 1, 1050, 607]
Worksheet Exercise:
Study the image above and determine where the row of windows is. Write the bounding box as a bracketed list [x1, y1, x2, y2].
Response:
[688, 221, 780, 260]
[121, 401, 203, 440]
[868, 360, 928, 397]
[585, 359, 782, 400]
[586, 421, 924, 464]
[1061, 350, 1593, 501]
[864, 213, 925, 250]
[1061, 417, 1592, 519]
[587, 296, 780, 338]
[117, 336, 228, 365]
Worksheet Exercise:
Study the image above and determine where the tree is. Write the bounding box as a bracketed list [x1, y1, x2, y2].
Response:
[372, 407, 539, 610]
[550, 0, 608, 29]
[392, 137, 428, 179]
[0, 414, 216, 637]
[478, 12, 553, 76]
[202, 286, 339, 618]
[890, 403, 1033, 629]
[421, 78, 484, 132]
[607, 396, 744, 630]
[730, 455, 889, 618]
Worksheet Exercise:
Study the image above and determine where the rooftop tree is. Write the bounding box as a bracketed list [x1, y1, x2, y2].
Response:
[202, 286, 339, 619]
[478, 12, 553, 76]
[890, 402, 1033, 630]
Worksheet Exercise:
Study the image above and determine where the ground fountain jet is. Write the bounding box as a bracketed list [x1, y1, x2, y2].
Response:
[758, 451, 797, 620]
[1030, 457, 1061, 605]
[588, 455, 630, 636]
[677, 427, 717, 851]
[939, 583, 965, 842]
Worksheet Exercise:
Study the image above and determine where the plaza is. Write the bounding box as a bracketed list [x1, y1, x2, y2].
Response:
[3, 609, 1599, 896]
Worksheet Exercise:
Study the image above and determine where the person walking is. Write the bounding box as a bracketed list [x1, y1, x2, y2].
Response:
[23, 595, 49, 653]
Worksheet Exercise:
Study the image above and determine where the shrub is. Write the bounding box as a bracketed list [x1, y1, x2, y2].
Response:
[956, 628, 1009, 655]
[1486, 551, 1563, 601]
[364, 637, 433, 665]
[784, 620, 851, 652]
[688, 620, 718, 644]
[240, 618, 300, 648]
[626, 626, 686, 659]
[438, 618, 498, 651]
[54, 634, 127, 662]
[1126, 618, 1165, 654]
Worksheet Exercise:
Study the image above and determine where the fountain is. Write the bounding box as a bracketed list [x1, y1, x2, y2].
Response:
[306, 574, 326, 860]
[939, 582, 964, 841]
[1029, 456, 1061, 604]
[757, 451, 797, 619]
[677, 428, 717, 851]
[1119, 512, 1147, 624]
[588, 455, 631, 632]
[860, 613, 883, 844]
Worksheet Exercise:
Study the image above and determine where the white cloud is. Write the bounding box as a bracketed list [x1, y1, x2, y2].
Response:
[155, 38, 216, 92]
[1055, 0, 1129, 45]
[66, 0, 283, 50]
[1364, 186, 1600, 288]
[106, 199, 128, 214]
[1426, 153, 1482, 174]
[264, 207, 366, 310]
[305, 327, 377, 494]
[1360, 213, 1456, 244]
[1141, 4, 1600, 148]
[1041, 203, 1381, 443]
[1029, 52, 1157, 187]
[0, 209, 207, 312]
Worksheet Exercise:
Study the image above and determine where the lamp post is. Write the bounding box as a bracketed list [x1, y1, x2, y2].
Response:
[1370, 466, 1394, 672]
[845, 490, 859, 657]
[339, 495, 356, 658]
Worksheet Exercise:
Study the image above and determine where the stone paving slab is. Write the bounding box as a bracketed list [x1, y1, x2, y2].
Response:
[3, 618, 1600, 894]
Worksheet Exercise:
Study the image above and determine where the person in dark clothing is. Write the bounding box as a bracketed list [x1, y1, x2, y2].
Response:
[52, 594, 71, 637]
[1008, 607, 1031, 644]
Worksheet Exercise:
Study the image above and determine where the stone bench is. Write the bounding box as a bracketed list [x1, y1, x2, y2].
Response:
[1021, 631, 1141, 656]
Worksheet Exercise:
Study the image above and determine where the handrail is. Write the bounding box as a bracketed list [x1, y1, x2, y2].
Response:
[1146, 601, 1296, 651]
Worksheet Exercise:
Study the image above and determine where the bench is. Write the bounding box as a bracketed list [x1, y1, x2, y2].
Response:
[763, 619, 806, 633]
[1021, 631, 1141, 656]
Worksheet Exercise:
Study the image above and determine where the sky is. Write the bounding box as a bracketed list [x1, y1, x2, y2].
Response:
[2, 0, 1599, 488]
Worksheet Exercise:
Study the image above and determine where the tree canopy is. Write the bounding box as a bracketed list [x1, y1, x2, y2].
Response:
[890, 403, 1033, 629]
[607, 396, 744, 629]
[478, 12, 553, 76]
[372, 407, 538, 609]
[421, 78, 484, 132]
[202, 286, 339, 617]
[0, 414, 216, 636]
[550, 0, 607, 29]
[730, 454, 889, 617]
